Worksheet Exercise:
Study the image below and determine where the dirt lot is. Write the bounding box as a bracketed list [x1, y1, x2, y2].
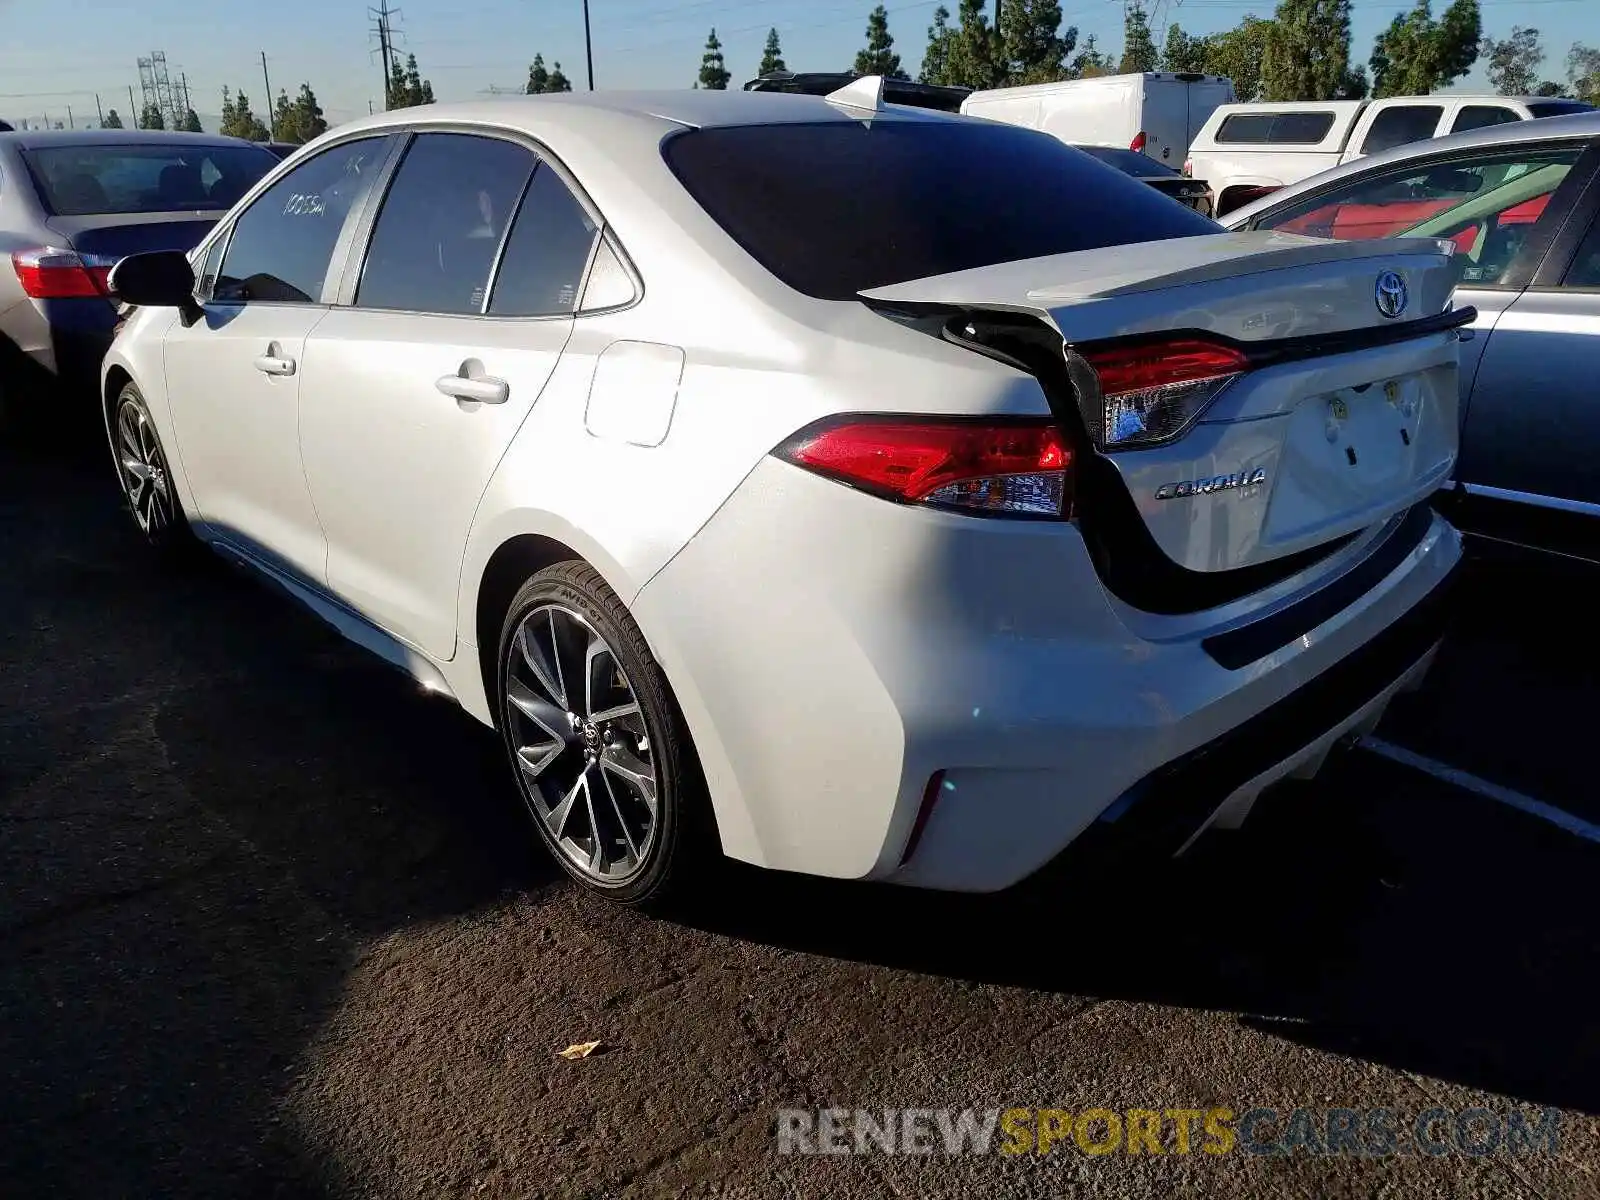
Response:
[4, 418, 1598, 1198]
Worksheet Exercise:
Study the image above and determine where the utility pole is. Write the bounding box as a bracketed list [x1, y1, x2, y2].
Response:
[376, 0, 394, 109]
[67, 105, 74, 129]
[582, 0, 594, 89]
[128, 85, 137, 123]
[260, 51, 275, 139]
[95, 94, 105, 125]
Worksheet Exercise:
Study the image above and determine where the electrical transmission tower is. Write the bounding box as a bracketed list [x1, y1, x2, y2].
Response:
[369, 0, 406, 109]
[136, 51, 185, 128]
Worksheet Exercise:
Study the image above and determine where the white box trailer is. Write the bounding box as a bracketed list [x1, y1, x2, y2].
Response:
[958, 71, 1237, 167]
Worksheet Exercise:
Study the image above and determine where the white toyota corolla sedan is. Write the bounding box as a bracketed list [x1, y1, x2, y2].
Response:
[101, 82, 1468, 905]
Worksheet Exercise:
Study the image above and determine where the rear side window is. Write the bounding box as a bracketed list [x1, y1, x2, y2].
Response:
[487, 165, 600, 316]
[216, 136, 388, 304]
[662, 121, 1217, 301]
[357, 133, 537, 315]
[1529, 101, 1595, 119]
[23, 143, 277, 216]
[1214, 111, 1336, 144]
[1360, 105, 1443, 155]
[1451, 106, 1521, 134]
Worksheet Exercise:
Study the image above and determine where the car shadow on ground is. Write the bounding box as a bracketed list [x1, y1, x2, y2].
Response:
[4, 410, 1597, 1199]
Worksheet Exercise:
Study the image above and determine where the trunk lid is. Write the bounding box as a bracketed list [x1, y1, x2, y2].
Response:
[862, 231, 1466, 578]
[46, 210, 221, 258]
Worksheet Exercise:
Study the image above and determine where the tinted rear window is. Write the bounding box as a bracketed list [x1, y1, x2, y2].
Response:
[23, 143, 278, 216]
[1215, 112, 1337, 144]
[661, 121, 1216, 300]
[1528, 101, 1595, 119]
[1075, 145, 1180, 177]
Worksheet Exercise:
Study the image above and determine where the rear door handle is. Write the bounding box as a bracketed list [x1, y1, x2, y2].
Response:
[435, 373, 509, 405]
[253, 354, 296, 376]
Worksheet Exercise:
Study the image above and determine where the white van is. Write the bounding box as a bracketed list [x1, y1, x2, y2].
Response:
[958, 72, 1236, 167]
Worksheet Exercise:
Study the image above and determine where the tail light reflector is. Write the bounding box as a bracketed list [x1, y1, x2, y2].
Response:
[12, 247, 118, 299]
[1071, 337, 1250, 449]
[1130, 130, 1147, 152]
[1182, 158, 1194, 177]
[774, 417, 1073, 518]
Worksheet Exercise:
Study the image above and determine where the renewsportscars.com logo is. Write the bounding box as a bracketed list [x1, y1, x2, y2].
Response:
[775, 1106, 1564, 1158]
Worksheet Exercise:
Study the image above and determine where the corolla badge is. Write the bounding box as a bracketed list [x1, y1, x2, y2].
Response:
[1154, 467, 1267, 501]
[1374, 270, 1408, 319]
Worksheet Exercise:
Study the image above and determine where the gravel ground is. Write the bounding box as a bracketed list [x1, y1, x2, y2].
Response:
[3, 415, 1598, 1199]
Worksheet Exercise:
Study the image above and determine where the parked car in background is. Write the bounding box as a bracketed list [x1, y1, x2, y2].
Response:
[743, 71, 970, 112]
[0, 129, 279, 411]
[102, 84, 1465, 907]
[1073, 144, 1213, 213]
[263, 141, 302, 160]
[1190, 94, 1596, 217]
[960, 72, 1236, 167]
[1225, 110, 1600, 562]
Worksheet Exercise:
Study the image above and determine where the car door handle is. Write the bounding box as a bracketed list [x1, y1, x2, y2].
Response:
[253, 354, 296, 376]
[435, 373, 509, 405]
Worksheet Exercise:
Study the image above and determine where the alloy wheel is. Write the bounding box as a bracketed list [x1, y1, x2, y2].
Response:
[503, 603, 659, 885]
[115, 399, 174, 536]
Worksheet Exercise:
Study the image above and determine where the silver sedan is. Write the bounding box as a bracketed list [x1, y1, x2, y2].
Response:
[1225, 111, 1600, 563]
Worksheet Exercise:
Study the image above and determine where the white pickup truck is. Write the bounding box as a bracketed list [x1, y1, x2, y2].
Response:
[1187, 94, 1594, 217]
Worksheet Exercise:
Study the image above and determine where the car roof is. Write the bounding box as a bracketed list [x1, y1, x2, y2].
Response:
[1223, 109, 1600, 226]
[325, 88, 964, 142]
[0, 128, 268, 151]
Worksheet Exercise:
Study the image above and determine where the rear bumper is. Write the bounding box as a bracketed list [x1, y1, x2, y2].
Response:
[632, 456, 1464, 893]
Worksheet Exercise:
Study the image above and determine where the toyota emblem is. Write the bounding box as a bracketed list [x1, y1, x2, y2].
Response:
[1374, 271, 1408, 320]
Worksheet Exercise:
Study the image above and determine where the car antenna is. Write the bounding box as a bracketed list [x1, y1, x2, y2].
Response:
[824, 75, 885, 116]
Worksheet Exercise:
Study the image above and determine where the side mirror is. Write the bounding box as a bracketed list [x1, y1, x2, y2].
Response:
[106, 250, 197, 309]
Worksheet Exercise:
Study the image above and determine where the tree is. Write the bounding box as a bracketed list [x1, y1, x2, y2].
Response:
[547, 62, 573, 92]
[1261, 0, 1354, 101]
[273, 89, 294, 140]
[102, 108, 125, 129]
[1568, 43, 1600, 105]
[179, 108, 202, 132]
[760, 27, 787, 75]
[1482, 27, 1543, 95]
[1069, 32, 1114, 78]
[922, 7, 954, 82]
[1161, 24, 1211, 73]
[1534, 79, 1564, 97]
[698, 28, 731, 89]
[294, 83, 328, 139]
[138, 102, 165, 130]
[1205, 15, 1273, 100]
[404, 53, 434, 105]
[219, 87, 270, 141]
[997, 0, 1076, 85]
[1120, 2, 1158, 73]
[856, 6, 907, 78]
[1369, 0, 1481, 97]
[932, 0, 1001, 88]
[526, 53, 551, 93]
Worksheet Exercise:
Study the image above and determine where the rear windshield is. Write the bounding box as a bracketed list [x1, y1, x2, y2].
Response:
[1528, 100, 1595, 119]
[22, 143, 279, 216]
[661, 121, 1217, 300]
[1214, 111, 1337, 144]
[1074, 145, 1180, 177]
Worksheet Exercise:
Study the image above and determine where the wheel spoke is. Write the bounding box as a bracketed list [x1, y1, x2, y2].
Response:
[547, 772, 584, 840]
[600, 743, 656, 812]
[582, 778, 607, 874]
[517, 621, 566, 710]
[583, 631, 608, 722]
[600, 769, 641, 864]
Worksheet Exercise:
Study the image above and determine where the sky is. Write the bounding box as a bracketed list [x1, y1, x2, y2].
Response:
[0, 0, 1594, 130]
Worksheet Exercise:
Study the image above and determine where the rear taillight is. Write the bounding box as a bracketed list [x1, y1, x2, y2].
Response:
[12, 247, 118, 299]
[1070, 337, 1250, 450]
[1182, 158, 1194, 177]
[775, 417, 1074, 518]
[1130, 131, 1147, 153]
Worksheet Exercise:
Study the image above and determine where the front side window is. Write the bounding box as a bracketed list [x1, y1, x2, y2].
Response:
[1256, 147, 1584, 286]
[22, 143, 277, 216]
[1359, 105, 1444, 155]
[487, 165, 600, 316]
[1564, 217, 1600, 288]
[214, 137, 388, 304]
[356, 133, 537, 315]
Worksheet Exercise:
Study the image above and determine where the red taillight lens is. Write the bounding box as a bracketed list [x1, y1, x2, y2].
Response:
[1074, 337, 1250, 449]
[12, 247, 117, 299]
[775, 417, 1074, 518]
[1182, 158, 1194, 178]
[1130, 131, 1147, 152]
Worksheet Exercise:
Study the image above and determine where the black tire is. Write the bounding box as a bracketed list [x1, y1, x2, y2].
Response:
[495, 560, 717, 906]
[110, 382, 195, 555]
